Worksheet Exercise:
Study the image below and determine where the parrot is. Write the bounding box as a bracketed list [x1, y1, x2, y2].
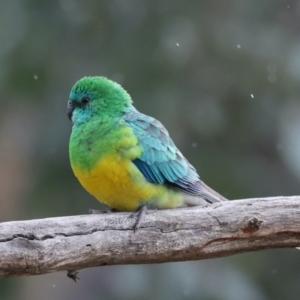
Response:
[67, 76, 227, 230]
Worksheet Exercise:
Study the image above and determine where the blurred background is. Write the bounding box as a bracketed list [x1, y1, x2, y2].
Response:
[1, 0, 300, 299]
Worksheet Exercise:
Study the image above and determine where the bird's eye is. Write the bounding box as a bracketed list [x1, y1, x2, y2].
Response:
[81, 97, 90, 104]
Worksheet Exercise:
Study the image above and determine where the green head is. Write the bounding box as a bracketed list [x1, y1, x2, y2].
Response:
[67, 76, 132, 124]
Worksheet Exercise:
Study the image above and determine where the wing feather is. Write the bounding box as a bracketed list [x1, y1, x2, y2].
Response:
[123, 108, 202, 196]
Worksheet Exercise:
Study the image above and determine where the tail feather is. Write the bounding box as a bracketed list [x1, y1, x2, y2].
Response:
[182, 180, 227, 206]
[200, 180, 228, 202]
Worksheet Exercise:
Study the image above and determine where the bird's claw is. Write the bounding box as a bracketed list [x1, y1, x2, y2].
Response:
[132, 205, 158, 233]
[89, 208, 117, 214]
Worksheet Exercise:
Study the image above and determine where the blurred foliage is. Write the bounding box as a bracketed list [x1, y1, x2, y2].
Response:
[1, 0, 300, 299]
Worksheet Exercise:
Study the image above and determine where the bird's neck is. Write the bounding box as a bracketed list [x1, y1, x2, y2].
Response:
[69, 116, 122, 171]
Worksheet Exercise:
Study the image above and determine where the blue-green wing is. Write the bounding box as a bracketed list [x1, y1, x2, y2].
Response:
[123, 108, 204, 197]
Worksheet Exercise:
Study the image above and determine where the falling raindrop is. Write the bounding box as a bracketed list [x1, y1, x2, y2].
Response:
[176, 43, 180, 46]
[237, 44, 241, 49]
[33, 75, 38, 80]
[250, 94, 254, 98]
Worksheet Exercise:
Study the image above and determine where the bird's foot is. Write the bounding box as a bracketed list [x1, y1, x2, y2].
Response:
[89, 208, 118, 214]
[131, 205, 157, 233]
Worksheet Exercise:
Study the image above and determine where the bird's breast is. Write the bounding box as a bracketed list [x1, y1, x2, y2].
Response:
[69, 121, 160, 210]
[72, 153, 160, 210]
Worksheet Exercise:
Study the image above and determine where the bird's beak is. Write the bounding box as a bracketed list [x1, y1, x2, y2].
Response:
[67, 101, 74, 121]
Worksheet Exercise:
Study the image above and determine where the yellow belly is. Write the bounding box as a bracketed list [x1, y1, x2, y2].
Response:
[72, 154, 163, 211]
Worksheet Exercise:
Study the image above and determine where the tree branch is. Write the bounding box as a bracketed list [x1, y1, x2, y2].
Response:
[1, 196, 300, 279]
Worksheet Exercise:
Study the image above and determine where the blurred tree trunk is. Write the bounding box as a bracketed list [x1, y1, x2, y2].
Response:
[0, 196, 299, 280]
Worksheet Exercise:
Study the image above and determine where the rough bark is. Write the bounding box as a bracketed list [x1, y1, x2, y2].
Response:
[0, 196, 300, 279]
